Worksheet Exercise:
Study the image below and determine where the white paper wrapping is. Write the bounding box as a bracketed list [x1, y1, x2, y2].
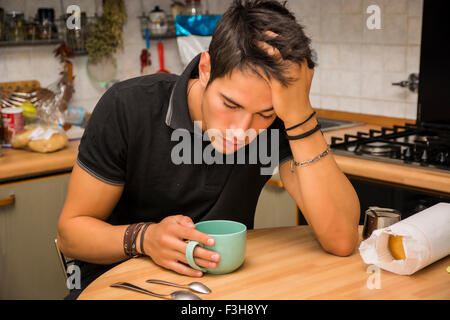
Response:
[359, 202, 450, 275]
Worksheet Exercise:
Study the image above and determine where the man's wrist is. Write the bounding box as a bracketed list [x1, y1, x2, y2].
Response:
[281, 103, 315, 130]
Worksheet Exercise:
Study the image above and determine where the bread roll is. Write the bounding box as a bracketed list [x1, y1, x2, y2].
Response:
[28, 132, 68, 153]
[11, 129, 34, 149]
[388, 235, 406, 260]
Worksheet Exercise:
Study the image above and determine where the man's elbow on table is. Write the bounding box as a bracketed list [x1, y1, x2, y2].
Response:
[320, 230, 359, 257]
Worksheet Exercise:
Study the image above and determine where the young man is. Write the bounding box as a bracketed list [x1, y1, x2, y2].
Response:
[58, 0, 360, 299]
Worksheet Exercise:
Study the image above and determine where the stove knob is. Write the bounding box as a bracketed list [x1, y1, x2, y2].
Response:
[420, 149, 428, 163]
[437, 152, 445, 164]
[390, 148, 401, 159]
[403, 147, 414, 161]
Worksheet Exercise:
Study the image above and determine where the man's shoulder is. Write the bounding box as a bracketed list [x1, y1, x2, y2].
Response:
[113, 73, 179, 96]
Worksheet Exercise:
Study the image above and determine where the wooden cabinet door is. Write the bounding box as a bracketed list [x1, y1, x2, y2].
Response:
[0, 173, 71, 299]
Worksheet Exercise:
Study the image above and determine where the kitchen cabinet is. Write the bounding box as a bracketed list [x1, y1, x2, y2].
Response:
[0, 173, 71, 299]
[254, 172, 297, 229]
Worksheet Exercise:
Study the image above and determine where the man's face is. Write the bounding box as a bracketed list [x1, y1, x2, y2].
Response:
[200, 68, 277, 154]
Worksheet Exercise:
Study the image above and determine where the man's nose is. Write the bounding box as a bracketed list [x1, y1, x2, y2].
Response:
[234, 112, 253, 133]
[227, 113, 253, 143]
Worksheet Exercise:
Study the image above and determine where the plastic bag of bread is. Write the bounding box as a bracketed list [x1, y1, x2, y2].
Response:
[12, 125, 68, 153]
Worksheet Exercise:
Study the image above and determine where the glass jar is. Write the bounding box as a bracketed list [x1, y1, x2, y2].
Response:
[38, 8, 56, 39]
[65, 12, 87, 52]
[26, 20, 39, 41]
[149, 6, 168, 36]
[5, 11, 25, 42]
[185, 0, 203, 15]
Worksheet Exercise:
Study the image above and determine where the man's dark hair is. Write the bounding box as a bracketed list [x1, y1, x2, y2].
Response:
[208, 0, 315, 87]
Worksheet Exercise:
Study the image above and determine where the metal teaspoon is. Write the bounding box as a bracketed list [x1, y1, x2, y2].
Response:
[110, 282, 202, 300]
[146, 279, 212, 294]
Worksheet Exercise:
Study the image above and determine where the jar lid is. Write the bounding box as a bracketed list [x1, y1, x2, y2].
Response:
[151, 6, 164, 13]
[2, 107, 24, 114]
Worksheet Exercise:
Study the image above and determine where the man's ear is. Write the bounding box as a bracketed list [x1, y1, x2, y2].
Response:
[198, 51, 211, 88]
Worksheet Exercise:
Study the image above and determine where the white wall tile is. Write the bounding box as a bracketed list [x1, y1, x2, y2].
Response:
[385, 0, 407, 14]
[339, 97, 361, 113]
[361, 72, 384, 99]
[406, 45, 421, 74]
[341, 0, 362, 14]
[383, 45, 406, 73]
[405, 102, 418, 120]
[321, 0, 341, 15]
[318, 43, 340, 69]
[339, 44, 361, 72]
[340, 14, 363, 43]
[340, 71, 361, 97]
[408, 0, 424, 17]
[408, 16, 422, 45]
[320, 69, 342, 96]
[310, 94, 321, 109]
[361, 99, 384, 116]
[361, 44, 383, 72]
[321, 95, 340, 110]
[320, 13, 341, 42]
[383, 14, 408, 45]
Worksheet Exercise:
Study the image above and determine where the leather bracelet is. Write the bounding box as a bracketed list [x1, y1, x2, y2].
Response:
[284, 111, 316, 131]
[286, 123, 322, 140]
[123, 223, 136, 258]
[124, 223, 145, 258]
[130, 222, 145, 257]
[139, 222, 154, 256]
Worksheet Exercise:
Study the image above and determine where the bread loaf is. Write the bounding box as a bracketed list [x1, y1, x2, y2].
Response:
[28, 132, 68, 153]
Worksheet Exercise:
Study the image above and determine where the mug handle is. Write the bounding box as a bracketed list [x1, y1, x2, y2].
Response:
[185, 241, 207, 272]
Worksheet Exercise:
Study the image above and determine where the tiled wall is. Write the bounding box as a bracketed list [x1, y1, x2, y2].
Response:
[0, 0, 422, 120]
[288, 0, 423, 119]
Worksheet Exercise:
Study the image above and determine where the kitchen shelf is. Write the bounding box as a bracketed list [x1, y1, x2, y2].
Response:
[0, 38, 63, 47]
[0, 39, 88, 56]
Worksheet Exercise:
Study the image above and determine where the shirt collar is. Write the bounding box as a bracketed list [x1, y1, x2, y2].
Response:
[165, 53, 201, 134]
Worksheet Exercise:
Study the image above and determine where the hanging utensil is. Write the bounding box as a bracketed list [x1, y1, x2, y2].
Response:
[141, 27, 154, 75]
[156, 40, 170, 74]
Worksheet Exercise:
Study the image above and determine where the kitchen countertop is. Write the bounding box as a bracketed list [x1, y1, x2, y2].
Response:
[0, 115, 449, 193]
[78, 225, 450, 300]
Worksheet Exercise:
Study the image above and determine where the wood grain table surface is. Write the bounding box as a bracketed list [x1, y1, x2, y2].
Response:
[78, 226, 450, 300]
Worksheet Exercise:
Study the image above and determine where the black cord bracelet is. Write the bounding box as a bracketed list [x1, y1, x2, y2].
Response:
[285, 111, 317, 131]
[285, 123, 322, 140]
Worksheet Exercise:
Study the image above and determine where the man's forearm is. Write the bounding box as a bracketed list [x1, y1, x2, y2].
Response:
[57, 216, 128, 265]
[284, 108, 360, 256]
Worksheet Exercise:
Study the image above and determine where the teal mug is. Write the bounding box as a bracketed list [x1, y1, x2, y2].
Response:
[185, 220, 247, 274]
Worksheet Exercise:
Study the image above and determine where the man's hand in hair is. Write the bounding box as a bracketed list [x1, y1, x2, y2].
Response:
[269, 58, 315, 127]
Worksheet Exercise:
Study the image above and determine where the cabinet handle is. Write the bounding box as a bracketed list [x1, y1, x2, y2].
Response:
[0, 195, 15, 207]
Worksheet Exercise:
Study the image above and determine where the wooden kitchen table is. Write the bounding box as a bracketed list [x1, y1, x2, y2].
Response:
[78, 226, 450, 300]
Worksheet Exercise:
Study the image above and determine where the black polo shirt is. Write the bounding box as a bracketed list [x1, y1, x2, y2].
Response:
[68, 54, 293, 299]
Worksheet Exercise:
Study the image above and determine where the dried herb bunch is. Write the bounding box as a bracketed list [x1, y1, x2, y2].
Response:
[86, 0, 127, 64]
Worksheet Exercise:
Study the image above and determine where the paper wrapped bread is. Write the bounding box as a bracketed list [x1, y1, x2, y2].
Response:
[359, 202, 450, 275]
[11, 126, 68, 153]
